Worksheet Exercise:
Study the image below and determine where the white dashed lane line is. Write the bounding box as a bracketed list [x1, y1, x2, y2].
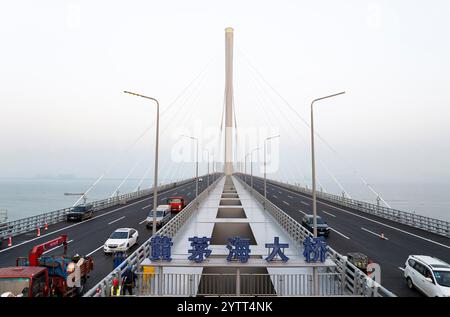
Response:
[330, 228, 350, 240]
[361, 227, 389, 240]
[322, 210, 336, 218]
[283, 201, 290, 206]
[108, 216, 126, 225]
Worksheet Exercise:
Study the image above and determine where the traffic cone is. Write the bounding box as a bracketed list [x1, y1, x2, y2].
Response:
[7, 236, 12, 247]
[37, 227, 41, 237]
[44, 222, 48, 231]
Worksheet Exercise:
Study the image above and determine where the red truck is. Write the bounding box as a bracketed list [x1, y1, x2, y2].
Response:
[0, 235, 93, 297]
[166, 196, 186, 213]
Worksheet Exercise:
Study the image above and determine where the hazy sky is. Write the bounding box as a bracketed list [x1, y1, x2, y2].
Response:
[1, 0, 450, 189]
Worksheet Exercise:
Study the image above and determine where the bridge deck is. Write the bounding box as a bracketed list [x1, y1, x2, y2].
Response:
[238, 174, 450, 297]
[0, 176, 219, 292]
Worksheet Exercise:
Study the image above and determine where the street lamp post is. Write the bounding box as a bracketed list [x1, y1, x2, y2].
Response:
[264, 135, 280, 207]
[124, 91, 160, 237]
[182, 135, 199, 197]
[204, 149, 210, 187]
[310, 91, 345, 237]
[250, 147, 260, 195]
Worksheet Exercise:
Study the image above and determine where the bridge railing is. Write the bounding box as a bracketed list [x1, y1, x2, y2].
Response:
[84, 174, 224, 297]
[0, 174, 217, 242]
[234, 175, 396, 297]
[240, 174, 450, 238]
[133, 272, 342, 296]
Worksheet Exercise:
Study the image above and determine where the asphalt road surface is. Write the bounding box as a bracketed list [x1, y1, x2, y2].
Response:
[236, 173, 450, 297]
[0, 174, 220, 294]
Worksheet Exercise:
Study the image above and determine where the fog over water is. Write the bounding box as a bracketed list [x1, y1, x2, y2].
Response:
[1, 1, 449, 221]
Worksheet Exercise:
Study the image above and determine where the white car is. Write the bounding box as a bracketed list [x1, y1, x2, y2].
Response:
[104, 228, 139, 254]
[404, 255, 450, 297]
[146, 205, 171, 229]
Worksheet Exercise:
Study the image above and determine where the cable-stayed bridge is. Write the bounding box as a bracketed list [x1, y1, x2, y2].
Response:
[0, 28, 449, 298]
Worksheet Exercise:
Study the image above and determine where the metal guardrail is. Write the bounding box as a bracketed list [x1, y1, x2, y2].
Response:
[0, 174, 217, 242]
[234, 175, 396, 297]
[84, 174, 224, 297]
[242, 174, 450, 238]
[134, 272, 342, 296]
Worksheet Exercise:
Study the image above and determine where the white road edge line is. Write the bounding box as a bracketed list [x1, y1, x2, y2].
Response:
[330, 228, 350, 240]
[266, 182, 450, 250]
[361, 227, 389, 240]
[43, 240, 74, 254]
[322, 210, 336, 218]
[108, 216, 126, 225]
[0, 180, 196, 253]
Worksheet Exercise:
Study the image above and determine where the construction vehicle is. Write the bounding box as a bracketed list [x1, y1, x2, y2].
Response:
[0, 235, 93, 297]
[166, 196, 185, 213]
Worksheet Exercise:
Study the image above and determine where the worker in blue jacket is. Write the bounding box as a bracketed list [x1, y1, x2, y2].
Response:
[122, 265, 137, 295]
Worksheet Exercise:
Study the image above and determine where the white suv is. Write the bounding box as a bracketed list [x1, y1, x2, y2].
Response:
[404, 255, 450, 297]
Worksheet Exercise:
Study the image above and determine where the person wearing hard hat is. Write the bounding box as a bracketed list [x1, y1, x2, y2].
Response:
[110, 278, 121, 296]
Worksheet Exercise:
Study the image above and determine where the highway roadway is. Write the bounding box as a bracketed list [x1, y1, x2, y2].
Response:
[0, 174, 220, 293]
[236, 174, 450, 297]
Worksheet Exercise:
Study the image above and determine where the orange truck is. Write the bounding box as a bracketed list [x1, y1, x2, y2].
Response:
[0, 235, 93, 297]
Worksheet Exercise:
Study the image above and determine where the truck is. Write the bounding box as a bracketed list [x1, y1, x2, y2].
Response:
[166, 196, 185, 213]
[0, 235, 93, 297]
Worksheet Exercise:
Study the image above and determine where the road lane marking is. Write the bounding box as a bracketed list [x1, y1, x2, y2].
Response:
[288, 195, 294, 199]
[273, 195, 278, 198]
[361, 227, 389, 240]
[322, 210, 336, 218]
[283, 201, 290, 205]
[330, 228, 350, 240]
[0, 179, 200, 254]
[298, 209, 307, 215]
[265, 182, 450, 250]
[187, 192, 191, 196]
[86, 245, 104, 257]
[43, 240, 74, 254]
[301, 201, 309, 206]
[142, 205, 152, 210]
[139, 219, 147, 225]
[108, 216, 126, 225]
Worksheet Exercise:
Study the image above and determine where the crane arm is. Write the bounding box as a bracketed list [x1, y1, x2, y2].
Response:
[28, 235, 68, 266]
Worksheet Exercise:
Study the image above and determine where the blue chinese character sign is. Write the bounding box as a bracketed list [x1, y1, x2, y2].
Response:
[150, 235, 173, 261]
[188, 236, 212, 263]
[226, 236, 251, 263]
[265, 237, 289, 262]
[303, 237, 327, 263]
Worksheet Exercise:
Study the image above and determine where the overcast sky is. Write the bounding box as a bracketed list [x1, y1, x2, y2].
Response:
[1, 0, 450, 188]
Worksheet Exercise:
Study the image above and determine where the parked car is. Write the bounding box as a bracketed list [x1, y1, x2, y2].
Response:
[146, 205, 171, 229]
[104, 228, 139, 254]
[301, 215, 330, 237]
[66, 204, 93, 222]
[404, 255, 450, 297]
